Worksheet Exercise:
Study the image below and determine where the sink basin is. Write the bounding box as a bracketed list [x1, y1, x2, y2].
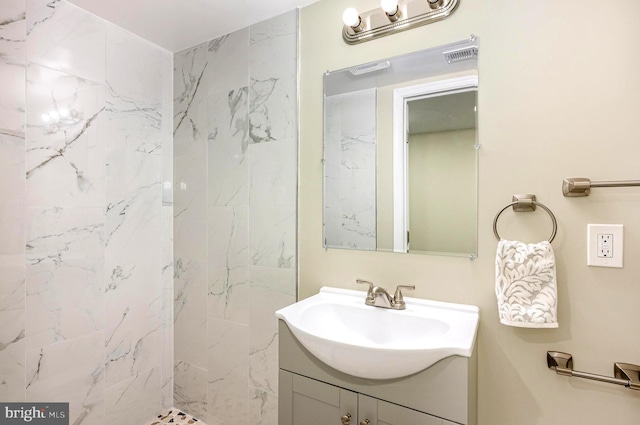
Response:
[275, 287, 479, 380]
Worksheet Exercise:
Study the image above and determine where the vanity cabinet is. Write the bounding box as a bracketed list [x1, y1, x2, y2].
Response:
[278, 321, 477, 425]
[279, 370, 356, 425]
[280, 370, 457, 425]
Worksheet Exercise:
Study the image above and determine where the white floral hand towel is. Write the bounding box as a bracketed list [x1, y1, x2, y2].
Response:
[495, 239, 558, 328]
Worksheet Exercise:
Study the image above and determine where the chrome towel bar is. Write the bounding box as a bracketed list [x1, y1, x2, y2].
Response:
[547, 351, 640, 391]
[563, 177, 640, 197]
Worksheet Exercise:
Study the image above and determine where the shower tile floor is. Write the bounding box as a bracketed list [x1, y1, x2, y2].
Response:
[146, 409, 205, 425]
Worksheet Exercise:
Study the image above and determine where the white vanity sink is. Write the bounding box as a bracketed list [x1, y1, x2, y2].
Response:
[275, 287, 479, 380]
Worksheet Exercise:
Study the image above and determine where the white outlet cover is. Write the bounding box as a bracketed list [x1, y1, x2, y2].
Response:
[587, 224, 624, 268]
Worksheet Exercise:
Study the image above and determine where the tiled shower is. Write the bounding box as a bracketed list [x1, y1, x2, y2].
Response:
[0, 0, 297, 424]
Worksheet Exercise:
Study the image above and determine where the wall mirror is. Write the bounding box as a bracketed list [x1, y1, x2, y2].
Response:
[323, 37, 479, 257]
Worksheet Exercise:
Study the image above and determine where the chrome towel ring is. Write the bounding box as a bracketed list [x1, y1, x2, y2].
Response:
[493, 194, 557, 243]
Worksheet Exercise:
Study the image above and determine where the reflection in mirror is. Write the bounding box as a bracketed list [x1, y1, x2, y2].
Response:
[323, 37, 479, 256]
[324, 88, 377, 250]
[394, 81, 477, 255]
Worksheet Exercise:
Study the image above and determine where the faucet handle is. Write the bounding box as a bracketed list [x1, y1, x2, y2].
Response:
[393, 285, 415, 309]
[356, 279, 375, 300]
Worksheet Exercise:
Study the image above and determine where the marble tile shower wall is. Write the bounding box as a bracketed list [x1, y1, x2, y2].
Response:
[173, 10, 297, 425]
[0, 1, 173, 424]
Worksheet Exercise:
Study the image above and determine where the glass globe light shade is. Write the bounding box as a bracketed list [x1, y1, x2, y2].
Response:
[380, 0, 399, 14]
[342, 7, 360, 27]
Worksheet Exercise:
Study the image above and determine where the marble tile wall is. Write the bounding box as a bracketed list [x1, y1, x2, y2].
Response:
[173, 10, 298, 425]
[0, 0, 27, 403]
[0, 0, 173, 423]
[324, 89, 377, 251]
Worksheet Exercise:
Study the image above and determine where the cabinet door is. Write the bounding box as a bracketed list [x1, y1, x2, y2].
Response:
[357, 394, 378, 425]
[280, 370, 456, 425]
[280, 370, 358, 425]
[377, 400, 445, 425]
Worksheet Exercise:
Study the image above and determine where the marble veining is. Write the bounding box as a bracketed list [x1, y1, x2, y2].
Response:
[207, 34, 228, 54]
[26, 0, 106, 82]
[0, 318, 25, 352]
[173, 44, 209, 424]
[104, 299, 161, 386]
[106, 23, 165, 107]
[248, 267, 295, 396]
[105, 366, 162, 425]
[106, 87, 162, 153]
[0, 0, 27, 405]
[248, 12, 297, 145]
[162, 206, 174, 311]
[0, 4, 25, 259]
[174, 361, 207, 422]
[0, 309, 26, 402]
[0, 3, 26, 60]
[206, 29, 248, 96]
[173, 10, 298, 425]
[161, 308, 174, 409]
[26, 331, 105, 425]
[173, 42, 208, 254]
[207, 87, 249, 207]
[25, 63, 105, 208]
[103, 21, 167, 391]
[249, 387, 277, 425]
[0, 135, 26, 256]
[207, 319, 248, 425]
[323, 89, 377, 250]
[248, 140, 296, 269]
[1, 0, 174, 420]
[0, 261, 26, 309]
[25, 206, 105, 350]
[174, 258, 207, 369]
[208, 207, 249, 323]
[174, 43, 208, 139]
[249, 78, 279, 144]
[0, 0, 27, 132]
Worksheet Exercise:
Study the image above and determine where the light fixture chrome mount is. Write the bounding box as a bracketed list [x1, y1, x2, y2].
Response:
[385, 8, 401, 22]
[342, 0, 460, 45]
[380, 0, 402, 22]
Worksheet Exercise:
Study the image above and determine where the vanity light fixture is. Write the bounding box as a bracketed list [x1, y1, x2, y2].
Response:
[342, 0, 459, 44]
[380, 0, 401, 22]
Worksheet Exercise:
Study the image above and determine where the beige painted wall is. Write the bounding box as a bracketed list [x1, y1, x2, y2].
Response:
[299, 0, 640, 423]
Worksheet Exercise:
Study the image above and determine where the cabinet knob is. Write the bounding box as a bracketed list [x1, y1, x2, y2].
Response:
[341, 413, 351, 425]
[359, 420, 370, 425]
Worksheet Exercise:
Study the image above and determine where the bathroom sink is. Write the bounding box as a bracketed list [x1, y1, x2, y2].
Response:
[275, 287, 479, 380]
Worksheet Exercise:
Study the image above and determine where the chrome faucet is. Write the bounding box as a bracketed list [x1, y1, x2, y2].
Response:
[356, 279, 415, 310]
[370, 286, 394, 308]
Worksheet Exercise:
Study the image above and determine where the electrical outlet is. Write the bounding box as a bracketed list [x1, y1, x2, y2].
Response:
[597, 234, 613, 258]
[587, 224, 623, 268]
